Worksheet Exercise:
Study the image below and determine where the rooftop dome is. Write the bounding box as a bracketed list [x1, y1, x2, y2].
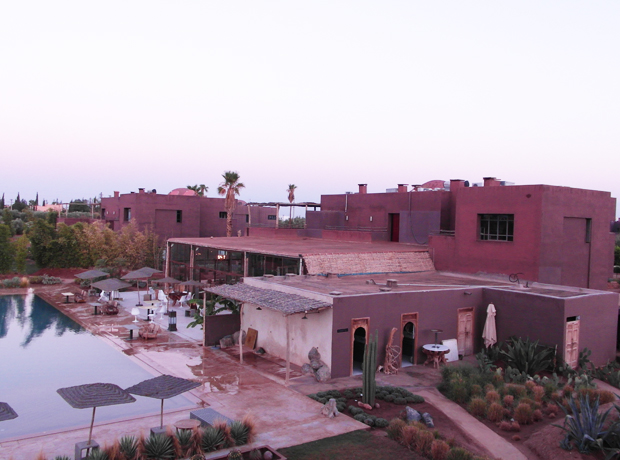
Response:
[168, 188, 198, 196]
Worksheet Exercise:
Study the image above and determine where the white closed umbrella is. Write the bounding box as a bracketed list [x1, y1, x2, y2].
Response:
[482, 303, 497, 348]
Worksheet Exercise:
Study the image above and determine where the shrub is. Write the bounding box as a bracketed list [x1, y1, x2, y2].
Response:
[487, 402, 504, 423]
[394, 397, 407, 405]
[514, 403, 533, 425]
[406, 394, 425, 403]
[545, 403, 559, 416]
[511, 421, 521, 432]
[417, 430, 435, 456]
[470, 384, 482, 397]
[118, 436, 139, 460]
[597, 390, 615, 405]
[524, 380, 536, 392]
[446, 447, 473, 460]
[499, 421, 512, 431]
[485, 390, 500, 404]
[42, 274, 62, 285]
[532, 409, 543, 421]
[386, 418, 407, 440]
[349, 406, 364, 416]
[353, 413, 367, 422]
[401, 425, 421, 450]
[375, 418, 389, 428]
[468, 398, 487, 417]
[483, 384, 495, 394]
[229, 420, 250, 446]
[532, 386, 545, 402]
[503, 395, 514, 408]
[343, 390, 355, 399]
[431, 439, 450, 460]
[363, 418, 374, 426]
[385, 394, 396, 402]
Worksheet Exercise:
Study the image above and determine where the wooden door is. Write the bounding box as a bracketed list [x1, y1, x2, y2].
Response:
[565, 319, 580, 368]
[400, 313, 419, 366]
[350, 317, 370, 375]
[457, 308, 474, 356]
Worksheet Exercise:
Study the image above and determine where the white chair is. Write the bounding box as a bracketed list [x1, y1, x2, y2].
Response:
[98, 291, 110, 303]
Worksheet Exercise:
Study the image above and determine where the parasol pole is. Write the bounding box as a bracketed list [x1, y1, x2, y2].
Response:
[160, 399, 164, 428]
[88, 406, 96, 444]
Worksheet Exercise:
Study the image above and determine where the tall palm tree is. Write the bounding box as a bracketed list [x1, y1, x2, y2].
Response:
[187, 184, 208, 196]
[218, 172, 245, 237]
[287, 184, 297, 228]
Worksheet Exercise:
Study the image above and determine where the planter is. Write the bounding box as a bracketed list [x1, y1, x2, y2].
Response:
[204, 445, 285, 460]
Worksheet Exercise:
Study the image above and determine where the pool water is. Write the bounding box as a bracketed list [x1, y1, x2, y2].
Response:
[0, 293, 194, 440]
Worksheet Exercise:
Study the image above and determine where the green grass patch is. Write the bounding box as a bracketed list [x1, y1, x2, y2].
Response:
[279, 429, 423, 460]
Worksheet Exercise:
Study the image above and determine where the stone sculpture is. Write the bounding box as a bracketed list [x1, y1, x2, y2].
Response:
[301, 347, 331, 382]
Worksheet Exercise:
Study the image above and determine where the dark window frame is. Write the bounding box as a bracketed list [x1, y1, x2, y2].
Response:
[123, 208, 131, 222]
[176, 210, 182, 223]
[219, 211, 227, 219]
[478, 214, 514, 242]
[267, 215, 277, 220]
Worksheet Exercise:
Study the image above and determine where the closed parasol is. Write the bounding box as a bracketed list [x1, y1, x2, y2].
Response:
[482, 303, 497, 348]
[126, 375, 201, 428]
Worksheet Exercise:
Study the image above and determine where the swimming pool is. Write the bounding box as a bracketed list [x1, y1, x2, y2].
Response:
[0, 292, 194, 440]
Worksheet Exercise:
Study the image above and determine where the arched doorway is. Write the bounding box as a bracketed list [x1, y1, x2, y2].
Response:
[402, 322, 415, 367]
[352, 327, 366, 375]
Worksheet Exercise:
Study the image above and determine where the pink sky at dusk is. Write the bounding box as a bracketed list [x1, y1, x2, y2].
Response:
[1, 1, 619, 217]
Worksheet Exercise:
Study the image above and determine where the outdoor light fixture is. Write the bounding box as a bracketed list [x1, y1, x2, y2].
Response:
[158, 304, 166, 320]
[302, 311, 308, 320]
[464, 291, 472, 296]
[131, 307, 140, 323]
[168, 311, 177, 332]
[256, 306, 262, 310]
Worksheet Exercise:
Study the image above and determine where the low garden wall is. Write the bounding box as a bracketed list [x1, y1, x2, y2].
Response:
[204, 313, 240, 346]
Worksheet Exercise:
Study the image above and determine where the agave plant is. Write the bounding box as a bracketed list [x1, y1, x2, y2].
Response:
[554, 394, 613, 453]
[85, 449, 108, 460]
[499, 336, 553, 374]
[54, 456, 72, 460]
[119, 435, 139, 460]
[229, 420, 250, 446]
[201, 426, 226, 452]
[142, 434, 176, 459]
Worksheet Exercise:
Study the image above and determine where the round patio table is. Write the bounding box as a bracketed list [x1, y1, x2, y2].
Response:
[422, 344, 449, 368]
[174, 419, 201, 433]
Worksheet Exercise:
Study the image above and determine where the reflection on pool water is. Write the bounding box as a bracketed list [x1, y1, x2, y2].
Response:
[0, 293, 194, 440]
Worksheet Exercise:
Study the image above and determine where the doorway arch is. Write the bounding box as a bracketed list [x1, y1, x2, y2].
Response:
[350, 317, 369, 376]
[400, 312, 418, 366]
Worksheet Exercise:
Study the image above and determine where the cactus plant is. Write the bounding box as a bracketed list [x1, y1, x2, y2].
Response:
[362, 330, 378, 407]
[228, 449, 243, 460]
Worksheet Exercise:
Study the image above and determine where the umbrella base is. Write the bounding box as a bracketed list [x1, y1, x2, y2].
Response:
[75, 440, 99, 460]
[150, 426, 168, 436]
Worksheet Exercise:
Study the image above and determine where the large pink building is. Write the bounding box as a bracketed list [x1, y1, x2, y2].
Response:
[100, 188, 277, 242]
[282, 178, 616, 290]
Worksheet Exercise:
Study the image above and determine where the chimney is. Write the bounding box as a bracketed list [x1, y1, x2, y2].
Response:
[483, 177, 500, 187]
[397, 184, 408, 193]
[412, 185, 421, 192]
[450, 179, 466, 191]
[113, 191, 119, 198]
[358, 184, 367, 194]
[138, 188, 145, 194]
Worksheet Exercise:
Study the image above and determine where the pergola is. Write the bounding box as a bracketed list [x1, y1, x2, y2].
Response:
[206, 283, 331, 384]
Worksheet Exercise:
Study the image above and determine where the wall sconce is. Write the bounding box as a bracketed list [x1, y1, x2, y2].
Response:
[369, 216, 373, 222]
[302, 311, 308, 320]
[256, 306, 262, 311]
[464, 291, 472, 296]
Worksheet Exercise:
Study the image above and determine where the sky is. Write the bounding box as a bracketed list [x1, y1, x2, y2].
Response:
[1, 1, 619, 217]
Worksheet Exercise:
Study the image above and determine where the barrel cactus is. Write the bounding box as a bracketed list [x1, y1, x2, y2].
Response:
[228, 449, 243, 460]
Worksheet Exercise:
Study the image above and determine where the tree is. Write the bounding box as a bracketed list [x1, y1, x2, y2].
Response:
[187, 184, 208, 196]
[217, 172, 245, 237]
[27, 219, 57, 267]
[0, 193, 4, 209]
[14, 234, 29, 273]
[287, 184, 297, 227]
[12, 193, 27, 212]
[0, 224, 15, 273]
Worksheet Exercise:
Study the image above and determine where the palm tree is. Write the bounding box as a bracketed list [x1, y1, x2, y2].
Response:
[187, 184, 208, 196]
[218, 172, 245, 237]
[287, 184, 297, 228]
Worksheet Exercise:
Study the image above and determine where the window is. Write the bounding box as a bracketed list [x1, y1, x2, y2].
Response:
[123, 208, 131, 222]
[176, 210, 182, 223]
[245, 215, 249, 223]
[219, 211, 227, 219]
[268, 215, 276, 220]
[479, 214, 514, 241]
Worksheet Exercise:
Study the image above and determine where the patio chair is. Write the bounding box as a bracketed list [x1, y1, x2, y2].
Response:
[74, 291, 86, 303]
[102, 301, 120, 316]
[98, 291, 110, 303]
[139, 322, 161, 340]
